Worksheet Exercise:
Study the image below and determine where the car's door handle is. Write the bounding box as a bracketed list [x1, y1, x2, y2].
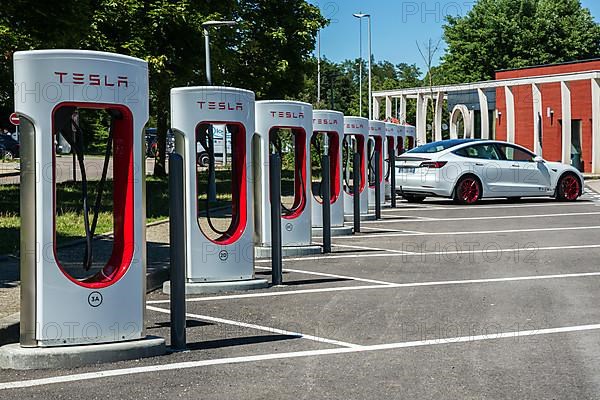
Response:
[511, 164, 520, 168]
[475, 163, 484, 166]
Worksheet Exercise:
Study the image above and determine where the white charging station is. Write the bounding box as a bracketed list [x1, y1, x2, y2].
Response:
[10, 50, 163, 358]
[311, 110, 347, 233]
[404, 124, 416, 150]
[343, 116, 370, 219]
[368, 120, 385, 207]
[167, 86, 267, 292]
[384, 123, 401, 200]
[255, 100, 321, 257]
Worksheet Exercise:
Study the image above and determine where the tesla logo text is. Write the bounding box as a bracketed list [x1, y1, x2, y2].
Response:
[270, 111, 305, 119]
[197, 101, 244, 111]
[345, 123, 364, 129]
[314, 118, 338, 125]
[54, 72, 128, 87]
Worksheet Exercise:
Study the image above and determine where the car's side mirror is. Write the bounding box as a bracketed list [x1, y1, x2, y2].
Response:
[533, 155, 544, 163]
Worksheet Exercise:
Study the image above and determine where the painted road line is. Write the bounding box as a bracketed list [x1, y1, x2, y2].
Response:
[254, 265, 398, 285]
[273, 243, 600, 262]
[147, 271, 600, 305]
[328, 225, 600, 240]
[3, 322, 600, 390]
[147, 306, 361, 349]
[361, 211, 600, 224]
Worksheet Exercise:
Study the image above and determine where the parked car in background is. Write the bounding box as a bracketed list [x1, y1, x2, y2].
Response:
[396, 139, 584, 204]
[145, 128, 174, 158]
[0, 135, 20, 160]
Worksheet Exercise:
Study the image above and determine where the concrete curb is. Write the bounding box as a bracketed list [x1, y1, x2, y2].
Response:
[344, 214, 377, 222]
[162, 279, 269, 295]
[255, 245, 322, 259]
[312, 226, 354, 237]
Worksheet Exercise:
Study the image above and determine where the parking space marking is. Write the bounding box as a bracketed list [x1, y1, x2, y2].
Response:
[147, 306, 362, 349]
[317, 242, 414, 255]
[381, 201, 593, 212]
[147, 270, 600, 305]
[330, 225, 600, 240]
[361, 211, 600, 224]
[276, 243, 600, 262]
[4, 322, 600, 390]
[251, 265, 397, 286]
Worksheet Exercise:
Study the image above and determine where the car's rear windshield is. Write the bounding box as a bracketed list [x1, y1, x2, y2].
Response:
[407, 139, 475, 154]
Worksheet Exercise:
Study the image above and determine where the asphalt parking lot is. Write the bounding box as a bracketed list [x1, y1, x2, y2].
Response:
[2, 192, 600, 399]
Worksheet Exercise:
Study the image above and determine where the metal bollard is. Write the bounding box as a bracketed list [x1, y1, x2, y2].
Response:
[169, 153, 186, 351]
[270, 152, 283, 285]
[353, 152, 361, 233]
[375, 150, 381, 220]
[321, 154, 332, 253]
[390, 152, 397, 208]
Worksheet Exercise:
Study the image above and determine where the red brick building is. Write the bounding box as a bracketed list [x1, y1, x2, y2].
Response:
[495, 60, 600, 172]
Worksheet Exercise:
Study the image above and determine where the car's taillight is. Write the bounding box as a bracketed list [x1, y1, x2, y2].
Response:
[420, 161, 447, 169]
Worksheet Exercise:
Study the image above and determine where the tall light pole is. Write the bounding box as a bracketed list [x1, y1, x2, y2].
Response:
[317, 30, 321, 104]
[202, 20, 237, 85]
[353, 13, 363, 117]
[353, 13, 372, 120]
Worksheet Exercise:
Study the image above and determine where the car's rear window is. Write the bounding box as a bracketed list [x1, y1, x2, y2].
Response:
[407, 139, 475, 154]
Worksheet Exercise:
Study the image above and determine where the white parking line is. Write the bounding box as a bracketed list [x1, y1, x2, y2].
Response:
[147, 271, 600, 305]
[317, 242, 414, 255]
[330, 225, 600, 240]
[252, 265, 397, 286]
[275, 243, 600, 262]
[361, 211, 600, 224]
[3, 322, 600, 390]
[382, 201, 592, 212]
[146, 306, 361, 349]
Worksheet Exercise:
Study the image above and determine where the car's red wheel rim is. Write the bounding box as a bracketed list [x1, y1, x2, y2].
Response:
[459, 178, 480, 204]
[561, 175, 580, 200]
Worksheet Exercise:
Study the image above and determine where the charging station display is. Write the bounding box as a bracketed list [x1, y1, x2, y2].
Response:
[14, 50, 148, 347]
[342, 116, 369, 216]
[311, 110, 344, 228]
[255, 101, 313, 247]
[170, 87, 255, 283]
[368, 120, 385, 207]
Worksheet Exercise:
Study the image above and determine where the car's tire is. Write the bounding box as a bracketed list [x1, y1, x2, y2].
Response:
[197, 152, 210, 167]
[556, 173, 581, 202]
[453, 175, 482, 205]
[403, 194, 426, 203]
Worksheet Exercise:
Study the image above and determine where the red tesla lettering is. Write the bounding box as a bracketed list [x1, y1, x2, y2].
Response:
[89, 74, 101, 86]
[117, 76, 128, 87]
[54, 72, 68, 83]
[104, 75, 115, 87]
[72, 73, 84, 84]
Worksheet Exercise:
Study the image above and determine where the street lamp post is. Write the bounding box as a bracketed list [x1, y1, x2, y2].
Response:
[353, 13, 371, 119]
[202, 20, 237, 85]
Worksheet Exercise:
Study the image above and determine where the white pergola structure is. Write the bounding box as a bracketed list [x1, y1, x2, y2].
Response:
[372, 71, 600, 173]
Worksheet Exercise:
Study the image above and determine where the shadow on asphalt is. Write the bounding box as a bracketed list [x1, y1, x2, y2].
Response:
[185, 334, 299, 351]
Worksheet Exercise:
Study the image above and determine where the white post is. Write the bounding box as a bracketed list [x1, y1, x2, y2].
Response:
[358, 18, 363, 117]
[367, 16, 372, 120]
[504, 86, 516, 143]
[434, 92, 444, 141]
[204, 28, 212, 84]
[561, 81, 572, 165]
[373, 97, 381, 121]
[416, 93, 428, 144]
[317, 30, 321, 103]
[592, 79, 600, 174]
[399, 95, 407, 124]
[477, 88, 490, 140]
[385, 96, 392, 119]
[532, 83, 543, 156]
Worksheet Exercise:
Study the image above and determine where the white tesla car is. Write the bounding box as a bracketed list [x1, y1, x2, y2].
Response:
[395, 139, 584, 204]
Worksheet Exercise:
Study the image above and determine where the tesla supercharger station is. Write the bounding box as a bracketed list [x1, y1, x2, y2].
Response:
[384, 123, 401, 200]
[397, 124, 406, 155]
[311, 110, 346, 231]
[169, 87, 267, 291]
[368, 120, 385, 207]
[343, 116, 370, 218]
[404, 124, 416, 150]
[255, 101, 320, 255]
[12, 50, 158, 352]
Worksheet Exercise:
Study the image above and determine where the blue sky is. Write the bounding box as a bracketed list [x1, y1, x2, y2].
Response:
[310, 0, 600, 74]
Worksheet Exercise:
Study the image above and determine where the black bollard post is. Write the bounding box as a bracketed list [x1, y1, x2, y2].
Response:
[321, 153, 332, 253]
[390, 151, 397, 208]
[169, 153, 186, 351]
[270, 152, 283, 285]
[375, 150, 381, 220]
[353, 152, 361, 233]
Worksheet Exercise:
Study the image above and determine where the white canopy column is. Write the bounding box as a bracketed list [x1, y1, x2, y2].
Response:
[434, 92, 444, 141]
[532, 83, 543, 156]
[373, 97, 381, 121]
[477, 88, 490, 140]
[385, 96, 392, 119]
[561, 81, 572, 165]
[592, 79, 600, 173]
[416, 93, 428, 145]
[398, 95, 407, 124]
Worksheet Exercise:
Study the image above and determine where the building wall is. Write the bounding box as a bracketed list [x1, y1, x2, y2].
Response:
[495, 60, 600, 172]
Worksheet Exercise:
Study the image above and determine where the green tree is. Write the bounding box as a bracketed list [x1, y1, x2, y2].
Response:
[442, 0, 600, 83]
